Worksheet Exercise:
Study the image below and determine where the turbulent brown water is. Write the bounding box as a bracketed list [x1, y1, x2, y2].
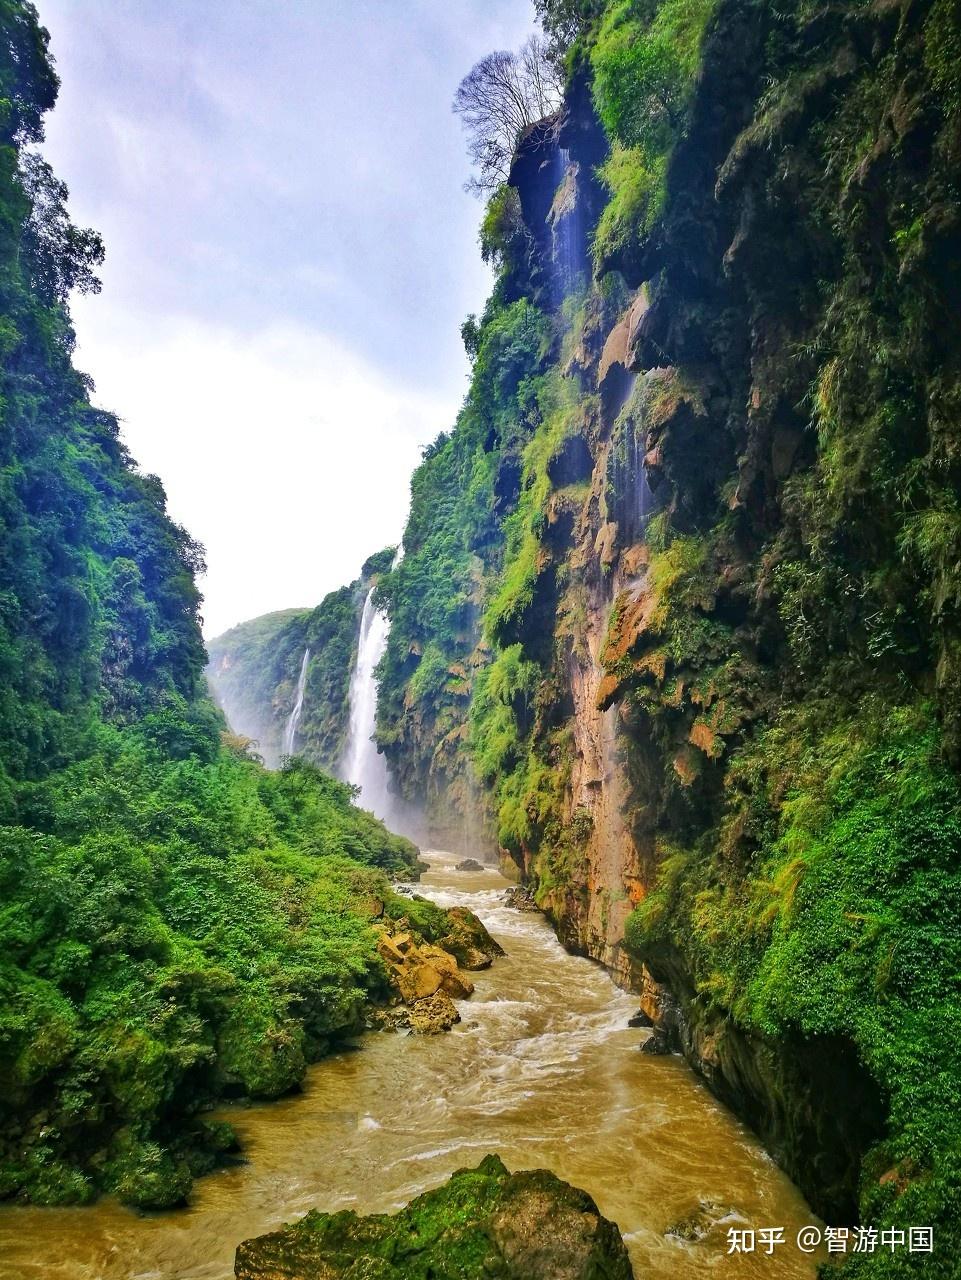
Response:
[0, 852, 824, 1278]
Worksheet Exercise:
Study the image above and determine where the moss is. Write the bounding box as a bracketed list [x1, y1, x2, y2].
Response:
[234, 1154, 633, 1280]
[627, 698, 961, 1268]
[589, 0, 717, 271]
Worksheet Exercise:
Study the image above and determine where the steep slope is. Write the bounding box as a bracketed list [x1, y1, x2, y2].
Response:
[207, 548, 394, 771]
[369, 0, 961, 1270]
[0, 2, 427, 1212]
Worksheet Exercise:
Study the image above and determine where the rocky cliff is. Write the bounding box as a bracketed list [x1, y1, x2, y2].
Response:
[209, 0, 960, 1267]
[372, 0, 961, 1268]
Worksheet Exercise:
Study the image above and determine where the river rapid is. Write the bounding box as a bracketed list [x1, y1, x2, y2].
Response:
[0, 852, 823, 1278]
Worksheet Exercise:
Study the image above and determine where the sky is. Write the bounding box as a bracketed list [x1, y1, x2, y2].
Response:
[38, 0, 537, 638]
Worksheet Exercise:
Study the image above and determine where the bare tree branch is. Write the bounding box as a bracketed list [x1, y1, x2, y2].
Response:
[453, 36, 563, 194]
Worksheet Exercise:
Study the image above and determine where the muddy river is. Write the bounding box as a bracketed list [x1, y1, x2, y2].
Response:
[0, 851, 823, 1278]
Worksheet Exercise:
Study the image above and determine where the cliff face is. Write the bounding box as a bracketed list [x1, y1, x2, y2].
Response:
[373, 0, 961, 1261]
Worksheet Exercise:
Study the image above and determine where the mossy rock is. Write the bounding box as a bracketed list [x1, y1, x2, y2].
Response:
[234, 1154, 634, 1279]
[436, 906, 505, 971]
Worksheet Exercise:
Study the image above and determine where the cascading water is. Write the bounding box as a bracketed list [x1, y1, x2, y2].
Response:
[342, 550, 402, 821]
[282, 646, 310, 758]
[551, 145, 585, 304]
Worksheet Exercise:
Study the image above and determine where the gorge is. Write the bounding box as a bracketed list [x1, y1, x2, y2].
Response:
[0, 0, 959, 1278]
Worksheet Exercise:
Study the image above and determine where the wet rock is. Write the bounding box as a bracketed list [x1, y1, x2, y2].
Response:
[395, 961, 444, 1003]
[665, 1199, 740, 1243]
[234, 1153, 634, 1280]
[418, 945, 475, 999]
[437, 906, 505, 971]
[407, 991, 460, 1035]
[376, 925, 479, 1030]
[502, 886, 540, 913]
[455, 857, 485, 872]
[639, 1028, 674, 1055]
[627, 1010, 653, 1029]
[365, 1006, 411, 1032]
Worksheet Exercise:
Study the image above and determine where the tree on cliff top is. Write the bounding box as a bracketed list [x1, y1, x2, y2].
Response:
[453, 35, 562, 194]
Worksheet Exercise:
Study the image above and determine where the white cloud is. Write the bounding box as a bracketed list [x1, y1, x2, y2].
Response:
[36, 0, 537, 643]
[70, 298, 455, 638]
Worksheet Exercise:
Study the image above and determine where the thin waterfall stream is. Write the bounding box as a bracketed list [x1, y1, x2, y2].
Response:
[0, 852, 822, 1279]
[342, 548, 406, 825]
[282, 646, 310, 758]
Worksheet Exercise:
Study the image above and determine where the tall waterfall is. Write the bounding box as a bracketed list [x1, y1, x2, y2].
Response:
[342, 552, 401, 820]
[282, 646, 310, 758]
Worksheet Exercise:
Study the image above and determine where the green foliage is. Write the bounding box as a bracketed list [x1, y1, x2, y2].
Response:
[485, 369, 579, 648]
[479, 184, 528, 272]
[589, 0, 716, 266]
[0, 4, 422, 1211]
[470, 644, 539, 783]
[625, 699, 961, 1273]
[375, 299, 549, 811]
[207, 574, 368, 772]
[593, 143, 664, 265]
[0, 729, 420, 1206]
[924, 0, 961, 116]
[0, 16, 206, 784]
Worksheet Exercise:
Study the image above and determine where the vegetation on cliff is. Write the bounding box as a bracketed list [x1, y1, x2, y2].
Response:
[207, 547, 395, 771]
[0, 1, 423, 1210]
[7, 0, 956, 1264]
[371, 0, 961, 1273]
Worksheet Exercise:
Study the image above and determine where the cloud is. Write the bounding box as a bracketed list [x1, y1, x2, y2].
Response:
[70, 299, 455, 638]
[37, 0, 539, 641]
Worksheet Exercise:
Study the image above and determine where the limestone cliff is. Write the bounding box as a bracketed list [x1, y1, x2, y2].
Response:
[207, 1, 960, 1262]
[374, 0, 961, 1264]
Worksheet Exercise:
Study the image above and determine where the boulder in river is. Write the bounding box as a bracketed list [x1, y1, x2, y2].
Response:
[375, 923, 481, 1033]
[665, 1198, 742, 1243]
[455, 857, 485, 871]
[407, 990, 461, 1034]
[234, 1153, 634, 1280]
[436, 905, 505, 971]
[502, 886, 540, 912]
[627, 1010, 653, 1029]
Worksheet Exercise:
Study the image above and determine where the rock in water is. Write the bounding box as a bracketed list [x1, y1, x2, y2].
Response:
[455, 857, 485, 871]
[502, 886, 539, 912]
[407, 990, 461, 1034]
[437, 906, 505, 970]
[234, 1154, 634, 1280]
[639, 1028, 673, 1055]
[665, 1199, 740, 1243]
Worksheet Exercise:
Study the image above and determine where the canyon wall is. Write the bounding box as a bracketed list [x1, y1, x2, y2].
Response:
[207, 548, 394, 771]
[374, 0, 961, 1254]
[210, 0, 960, 1262]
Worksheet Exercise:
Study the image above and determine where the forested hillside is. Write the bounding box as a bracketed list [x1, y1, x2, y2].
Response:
[7, 0, 961, 1270]
[206, 546, 395, 771]
[0, 0, 423, 1210]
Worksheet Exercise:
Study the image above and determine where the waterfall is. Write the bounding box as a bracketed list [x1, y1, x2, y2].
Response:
[282, 646, 310, 758]
[551, 146, 584, 305]
[342, 550, 401, 820]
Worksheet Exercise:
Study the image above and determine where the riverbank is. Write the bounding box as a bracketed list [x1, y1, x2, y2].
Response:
[0, 852, 822, 1279]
